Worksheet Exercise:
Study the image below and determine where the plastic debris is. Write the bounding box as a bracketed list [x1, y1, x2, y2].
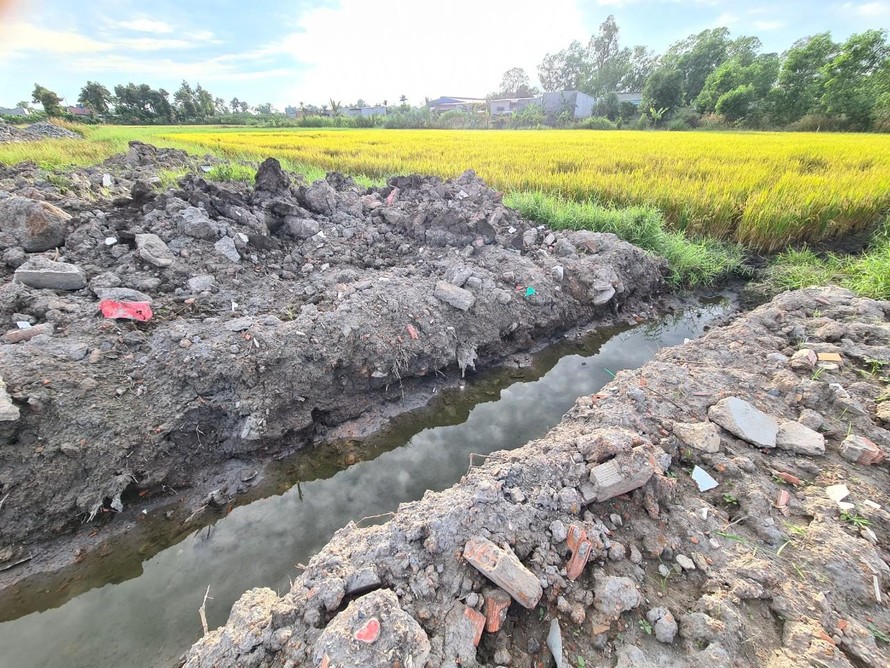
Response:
[524, 286, 536, 298]
[691, 465, 718, 492]
[825, 484, 850, 503]
[546, 619, 564, 668]
[99, 299, 153, 321]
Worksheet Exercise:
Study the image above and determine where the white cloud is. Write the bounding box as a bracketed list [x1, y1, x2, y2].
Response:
[271, 0, 585, 106]
[110, 17, 175, 34]
[751, 19, 786, 30]
[0, 21, 109, 55]
[850, 1, 890, 17]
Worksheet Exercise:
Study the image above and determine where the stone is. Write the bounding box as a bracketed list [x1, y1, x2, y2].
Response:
[522, 228, 538, 247]
[594, 575, 641, 616]
[433, 280, 476, 311]
[551, 265, 565, 281]
[877, 402, 890, 425]
[94, 287, 153, 303]
[646, 607, 678, 643]
[798, 408, 824, 431]
[0, 376, 19, 421]
[566, 539, 593, 580]
[135, 233, 174, 267]
[817, 351, 843, 365]
[680, 612, 726, 643]
[14, 257, 86, 290]
[0, 195, 70, 251]
[776, 419, 825, 456]
[285, 217, 321, 240]
[3, 323, 53, 343]
[839, 435, 885, 465]
[254, 157, 290, 193]
[553, 238, 576, 257]
[177, 206, 220, 240]
[188, 275, 217, 293]
[676, 554, 696, 571]
[312, 589, 430, 668]
[483, 588, 512, 633]
[789, 348, 817, 370]
[463, 536, 542, 609]
[215, 236, 241, 263]
[673, 421, 721, 453]
[550, 519, 567, 544]
[101, 173, 113, 188]
[344, 567, 381, 596]
[708, 397, 778, 448]
[587, 445, 656, 502]
[616, 645, 656, 668]
[443, 602, 485, 665]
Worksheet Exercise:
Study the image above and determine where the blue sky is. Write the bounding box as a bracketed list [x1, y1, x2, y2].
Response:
[0, 0, 887, 110]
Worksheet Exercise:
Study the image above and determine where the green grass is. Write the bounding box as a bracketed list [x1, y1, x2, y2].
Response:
[205, 162, 256, 182]
[765, 218, 890, 300]
[505, 190, 746, 289]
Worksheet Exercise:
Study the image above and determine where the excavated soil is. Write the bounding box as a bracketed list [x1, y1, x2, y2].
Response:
[184, 286, 890, 668]
[0, 143, 667, 578]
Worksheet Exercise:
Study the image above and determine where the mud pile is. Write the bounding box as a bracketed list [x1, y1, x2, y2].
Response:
[0, 120, 81, 144]
[0, 142, 666, 553]
[183, 286, 890, 668]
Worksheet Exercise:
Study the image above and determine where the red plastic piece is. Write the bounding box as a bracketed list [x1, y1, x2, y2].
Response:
[99, 299, 153, 321]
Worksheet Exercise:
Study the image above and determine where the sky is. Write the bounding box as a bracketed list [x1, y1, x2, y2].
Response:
[0, 0, 888, 111]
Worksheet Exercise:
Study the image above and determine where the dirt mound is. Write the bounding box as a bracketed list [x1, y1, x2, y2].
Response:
[0, 145, 666, 552]
[0, 120, 81, 144]
[183, 286, 890, 668]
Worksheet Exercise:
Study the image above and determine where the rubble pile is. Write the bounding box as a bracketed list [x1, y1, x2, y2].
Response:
[183, 286, 890, 668]
[0, 142, 666, 553]
[0, 119, 81, 144]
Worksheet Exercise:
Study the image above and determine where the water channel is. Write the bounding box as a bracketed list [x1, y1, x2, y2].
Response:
[0, 297, 731, 667]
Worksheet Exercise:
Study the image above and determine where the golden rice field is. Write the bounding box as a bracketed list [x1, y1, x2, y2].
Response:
[159, 128, 890, 252]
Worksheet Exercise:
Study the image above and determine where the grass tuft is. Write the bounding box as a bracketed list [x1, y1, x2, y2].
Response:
[505, 190, 746, 288]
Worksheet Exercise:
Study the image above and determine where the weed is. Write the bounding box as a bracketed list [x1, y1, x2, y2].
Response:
[868, 622, 890, 643]
[639, 618, 653, 635]
[206, 162, 255, 182]
[722, 493, 740, 506]
[576, 657, 587, 668]
[157, 168, 189, 189]
[840, 510, 871, 528]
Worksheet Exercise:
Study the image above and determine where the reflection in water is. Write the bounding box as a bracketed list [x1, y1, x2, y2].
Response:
[0, 300, 729, 667]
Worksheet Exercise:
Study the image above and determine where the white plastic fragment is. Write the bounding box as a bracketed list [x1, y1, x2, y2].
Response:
[691, 465, 718, 492]
[546, 619, 564, 668]
[862, 499, 881, 510]
[825, 484, 850, 503]
[104, 236, 117, 246]
[15, 321, 31, 330]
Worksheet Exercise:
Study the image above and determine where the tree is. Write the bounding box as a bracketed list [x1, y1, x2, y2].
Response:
[230, 97, 241, 113]
[32, 84, 63, 116]
[112, 83, 171, 122]
[329, 99, 341, 115]
[255, 102, 274, 115]
[497, 67, 538, 98]
[239, 101, 249, 113]
[173, 80, 197, 119]
[821, 29, 890, 129]
[214, 97, 228, 115]
[715, 84, 756, 121]
[695, 53, 779, 118]
[539, 40, 589, 92]
[399, 95, 408, 104]
[194, 84, 215, 118]
[77, 81, 112, 114]
[771, 33, 837, 125]
[641, 68, 684, 114]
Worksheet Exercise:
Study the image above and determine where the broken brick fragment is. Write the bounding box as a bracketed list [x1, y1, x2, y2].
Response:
[463, 536, 542, 609]
[567, 539, 593, 581]
[483, 588, 511, 633]
[464, 607, 485, 646]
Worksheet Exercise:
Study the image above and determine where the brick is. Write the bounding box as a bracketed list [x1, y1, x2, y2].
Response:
[839, 435, 885, 465]
[463, 537, 542, 609]
[566, 524, 587, 552]
[464, 606, 485, 646]
[588, 446, 656, 502]
[566, 539, 592, 581]
[483, 588, 511, 633]
[816, 352, 843, 364]
[3, 323, 53, 343]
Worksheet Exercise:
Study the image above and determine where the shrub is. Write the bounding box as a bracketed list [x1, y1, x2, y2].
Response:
[579, 116, 616, 130]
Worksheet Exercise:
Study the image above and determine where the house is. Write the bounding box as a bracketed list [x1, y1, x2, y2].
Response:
[615, 92, 643, 106]
[66, 105, 94, 117]
[427, 96, 486, 112]
[541, 91, 596, 119]
[488, 97, 538, 116]
[342, 105, 387, 118]
[0, 106, 30, 117]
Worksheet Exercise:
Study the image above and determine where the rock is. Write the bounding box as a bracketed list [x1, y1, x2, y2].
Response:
[708, 397, 778, 448]
[483, 588, 512, 633]
[551, 265, 565, 281]
[646, 607, 678, 643]
[587, 445, 656, 502]
[877, 402, 890, 425]
[94, 287, 154, 303]
[215, 237, 241, 263]
[463, 536, 542, 609]
[299, 181, 337, 216]
[443, 602, 486, 663]
[789, 348, 817, 370]
[615, 645, 656, 668]
[522, 228, 538, 247]
[14, 257, 86, 290]
[135, 233, 175, 267]
[177, 207, 220, 240]
[798, 408, 824, 431]
[433, 280, 476, 311]
[673, 421, 721, 453]
[254, 158, 290, 194]
[553, 238, 576, 257]
[188, 275, 217, 292]
[0, 195, 70, 251]
[344, 567, 381, 596]
[676, 554, 696, 571]
[0, 375, 19, 421]
[838, 435, 886, 465]
[594, 575, 642, 616]
[285, 218, 321, 240]
[679, 612, 726, 643]
[102, 173, 113, 188]
[312, 589, 430, 668]
[776, 419, 825, 456]
[550, 519, 567, 544]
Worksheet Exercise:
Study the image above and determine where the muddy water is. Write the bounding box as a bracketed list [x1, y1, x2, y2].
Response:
[0, 298, 730, 667]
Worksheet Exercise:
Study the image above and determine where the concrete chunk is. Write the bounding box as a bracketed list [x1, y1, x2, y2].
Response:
[135, 233, 175, 267]
[433, 280, 476, 311]
[463, 536, 542, 609]
[673, 421, 721, 453]
[708, 397, 778, 448]
[776, 419, 825, 456]
[588, 446, 656, 502]
[14, 257, 85, 290]
[0, 376, 19, 422]
[839, 435, 885, 465]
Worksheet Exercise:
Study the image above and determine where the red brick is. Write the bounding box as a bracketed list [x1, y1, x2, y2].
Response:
[483, 588, 511, 633]
[464, 606, 486, 646]
[566, 524, 587, 552]
[566, 539, 592, 581]
[463, 537, 542, 609]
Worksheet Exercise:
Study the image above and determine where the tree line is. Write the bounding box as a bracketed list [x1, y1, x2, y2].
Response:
[495, 17, 889, 131]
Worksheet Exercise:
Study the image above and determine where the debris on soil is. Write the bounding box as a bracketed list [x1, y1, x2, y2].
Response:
[0, 119, 81, 143]
[182, 286, 890, 668]
[0, 142, 666, 554]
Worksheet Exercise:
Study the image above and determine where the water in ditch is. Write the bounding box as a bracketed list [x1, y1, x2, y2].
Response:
[0, 297, 731, 667]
